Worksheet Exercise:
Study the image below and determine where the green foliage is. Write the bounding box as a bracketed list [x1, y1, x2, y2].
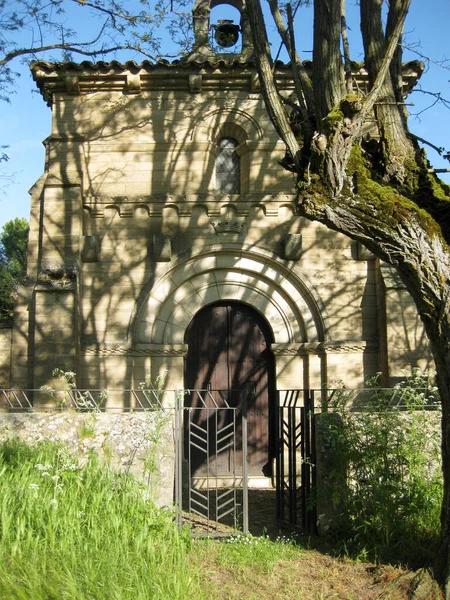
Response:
[138, 369, 169, 406]
[136, 371, 172, 492]
[322, 106, 344, 136]
[0, 439, 195, 600]
[325, 372, 442, 566]
[40, 369, 107, 410]
[414, 168, 450, 242]
[0, 217, 28, 323]
[0, 0, 193, 101]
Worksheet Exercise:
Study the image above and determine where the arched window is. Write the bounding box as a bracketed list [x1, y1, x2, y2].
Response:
[216, 137, 240, 194]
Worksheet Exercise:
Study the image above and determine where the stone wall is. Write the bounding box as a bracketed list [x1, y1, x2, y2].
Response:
[0, 327, 11, 388]
[0, 411, 176, 508]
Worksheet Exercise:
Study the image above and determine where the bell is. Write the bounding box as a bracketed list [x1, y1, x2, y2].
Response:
[213, 20, 240, 48]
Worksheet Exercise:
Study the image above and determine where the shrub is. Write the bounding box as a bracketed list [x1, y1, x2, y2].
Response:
[325, 373, 442, 565]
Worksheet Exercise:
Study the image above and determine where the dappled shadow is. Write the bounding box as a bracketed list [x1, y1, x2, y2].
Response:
[10, 57, 432, 433]
[4, 56, 434, 542]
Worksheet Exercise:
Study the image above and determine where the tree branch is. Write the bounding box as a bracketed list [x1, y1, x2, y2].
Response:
[362, 0, 411, 118]
[340, 0, 353, 93]
[0, 42, 157, 68]
[246, 0, 302, 168]
[70, 0, 149, 26]
[266, 0, 315, 124]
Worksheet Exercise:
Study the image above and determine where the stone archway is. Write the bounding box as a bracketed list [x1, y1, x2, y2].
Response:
[133, 247, 327, 390]
[135, 249, 324, 343]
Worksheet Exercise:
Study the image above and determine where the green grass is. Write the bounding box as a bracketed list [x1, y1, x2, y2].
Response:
[0, 435, 442, 599]
[0, 439, 196, 600]
[198, 533, 303, 572]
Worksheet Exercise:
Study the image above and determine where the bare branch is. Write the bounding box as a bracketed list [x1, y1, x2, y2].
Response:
[410, 86, 450, 116]
[402, 43, 450, 73]
[408, 133, 447, 156]
[286, 3, 314, 126]
[0, 42, 157, 68]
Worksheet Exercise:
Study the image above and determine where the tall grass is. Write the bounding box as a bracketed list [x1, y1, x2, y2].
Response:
[0, 439, 196, 600]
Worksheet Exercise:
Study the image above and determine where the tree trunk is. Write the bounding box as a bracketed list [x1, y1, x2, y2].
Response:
[385, 0, 409, 125]
[246, 0, 302, 168]
[298, 187, 450, 594]
[427, 328, 450, 599]
[360, 0, 414, 182]
[246, 1, 450, 592]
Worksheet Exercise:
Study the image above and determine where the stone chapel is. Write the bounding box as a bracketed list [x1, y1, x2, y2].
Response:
[3, 0, 430, 404]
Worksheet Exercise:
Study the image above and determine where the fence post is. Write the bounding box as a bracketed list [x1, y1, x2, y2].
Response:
[242, 386, 249, 534]
[174, 390, 183, 529]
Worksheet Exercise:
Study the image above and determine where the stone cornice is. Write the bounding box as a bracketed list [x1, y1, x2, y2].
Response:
[82, 343, 188, 356]
[82, 193, 297, 218]
[272, 341, 378, 355]
[30, 59, 424, 107]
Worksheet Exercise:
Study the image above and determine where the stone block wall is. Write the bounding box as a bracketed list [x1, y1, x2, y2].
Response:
[0, 411, 176, 508]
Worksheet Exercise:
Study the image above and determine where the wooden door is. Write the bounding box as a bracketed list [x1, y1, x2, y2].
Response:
[184, 302, 275, 477]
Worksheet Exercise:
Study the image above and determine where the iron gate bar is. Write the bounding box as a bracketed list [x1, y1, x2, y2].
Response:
[2, 389, 33, 410]
[242, 386, 248, 534]
[310, 391, 317, 530]
[302, 398, 310, 530]
[288, 405, 298, 524]
[174, 388, 249, 536]
[275, 389, 317, 532]
[188, 408, 211, 528]
[304, 390, 317, 533]
[275, 397, 284, 521]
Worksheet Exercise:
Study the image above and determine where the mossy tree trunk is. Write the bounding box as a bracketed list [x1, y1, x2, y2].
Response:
[246, 0, 450, 594]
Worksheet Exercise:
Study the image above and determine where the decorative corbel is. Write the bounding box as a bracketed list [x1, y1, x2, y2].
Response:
[81, 236, 100, 263]
[126, 74, 141, 94]
[65, 76, 80, 94]
[283, 233, 302, 260]
[189, 74, 203, 92]
[154, 235, 172, 262]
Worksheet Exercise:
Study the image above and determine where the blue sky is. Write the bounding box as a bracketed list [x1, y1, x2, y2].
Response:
[0, 0, 449, 230]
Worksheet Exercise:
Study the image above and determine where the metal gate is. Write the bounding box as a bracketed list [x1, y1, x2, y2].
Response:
[275, 389, 317, 533]
[175, 389, 248, 535]
[176, 387, 317, 535]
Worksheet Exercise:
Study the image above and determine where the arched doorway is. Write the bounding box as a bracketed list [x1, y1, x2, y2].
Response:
[184, 301, 276, 480]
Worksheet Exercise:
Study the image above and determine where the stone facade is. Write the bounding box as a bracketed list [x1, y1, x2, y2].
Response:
[4, 7, 429, 400]
[0, 411, 175, 507]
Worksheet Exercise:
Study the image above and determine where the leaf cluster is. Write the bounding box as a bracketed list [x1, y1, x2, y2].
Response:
[0, 0, 194, 100]
[0, 217, 28, 324]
